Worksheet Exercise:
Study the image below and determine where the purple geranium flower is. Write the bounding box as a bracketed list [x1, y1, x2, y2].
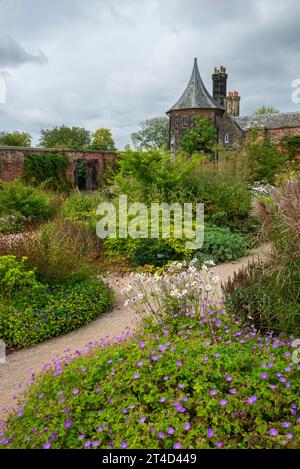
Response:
[157, 432, 165, 439]
[64, 420, 72, 429]
[269, 428, 278, 437]
[207, 428, 214, 438]
[215, 441, 223, 447]
[282, 422, 291, 428]
[139, 417, 147, 423]
[173, 442, 182, 449]
[220, 399, 228, 406]
[248, 395, 258, 405]
[167, 427, 175, 435]
[120, 441, 128, 448]
[210, 390, 218, 396]
[184, 422, 191, 431]
[43, 441, 51, 449]
[132, 373, 140, 379]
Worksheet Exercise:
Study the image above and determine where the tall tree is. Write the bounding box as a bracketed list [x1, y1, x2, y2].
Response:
[131, 117, 169, 150]
[180, 116, 217, 156]
[39, 126, 91, 149]
[0, 131, 31, 147]
[255, 106, 280, 115]
[90, 128, 116, 151]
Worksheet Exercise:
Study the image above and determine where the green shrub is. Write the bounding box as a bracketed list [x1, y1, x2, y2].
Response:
[1, 305, 299, 448]
[0, 255, 43, 303]
[244, 133, 289, 184]
[112, 149, 252, 231]
[0, 180, 59, 232]
[222, 261, 300, 335]
[130, 239, 183, 267]
[0, 279, 114, 348]
[23, 152, 70, 191]
[61, 190, 104, 227]
[223, 178, 300, 334]
[0, 219, 101, 285]
[197, 225, 248, 263]
[104, 224, 248, 267]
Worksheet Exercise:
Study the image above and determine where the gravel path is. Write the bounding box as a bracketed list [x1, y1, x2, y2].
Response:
[0, 246, 268, 419]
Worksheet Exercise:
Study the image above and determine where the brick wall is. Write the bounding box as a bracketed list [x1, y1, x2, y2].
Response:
[0, 146, 117, 187]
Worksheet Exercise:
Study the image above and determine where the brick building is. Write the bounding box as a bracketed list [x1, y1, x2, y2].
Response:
[0, 146, 116, 190]
[167, 58, 300, 154]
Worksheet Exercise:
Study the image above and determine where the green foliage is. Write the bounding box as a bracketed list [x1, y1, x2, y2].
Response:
[196, 225, 248, 264]
[104, 224, 248, 267]
[61, 190, 105, 229]
[254, 106, 280, 115]
[222, 261, 300, 335]
[23, 152, 70, 191]
[0, 255, 42, 303]
[0, 131, 31, 147]
[0, 278, 114, 348]
[131, 116, 169, 150]
[244, 134, 288, 184]
[90, 128, 116, 151]
[180, 116, 217, 156]
[113, 149, 251, 231]
[39, 126, 91, 149]
[0, 219, 101, 285]
[2, 306, 299, 448]
[130, 239, 182, 267]
[0, 180, 58, 232]
[280, 135, 300, 160]
[223, 178, 300, 334]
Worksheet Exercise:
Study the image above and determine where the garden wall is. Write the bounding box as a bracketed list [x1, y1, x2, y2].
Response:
[0, 146, 117, 189]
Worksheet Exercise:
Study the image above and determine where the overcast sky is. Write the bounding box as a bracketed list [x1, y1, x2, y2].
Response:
[0, 0, 300, 148]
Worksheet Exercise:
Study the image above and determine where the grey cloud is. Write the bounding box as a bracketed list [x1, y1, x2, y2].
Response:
[0, 33, 47, 67]
[0, 0, 300, 148]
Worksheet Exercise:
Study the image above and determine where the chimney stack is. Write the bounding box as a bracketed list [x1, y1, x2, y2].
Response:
[225, 90, 240, 116]
[212, 66, 228, 107]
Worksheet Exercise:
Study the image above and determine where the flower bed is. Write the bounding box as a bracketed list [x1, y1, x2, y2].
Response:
[1, 263, 299, 448]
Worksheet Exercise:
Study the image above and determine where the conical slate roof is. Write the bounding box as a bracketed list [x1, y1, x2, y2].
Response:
[167, 58, 225, 112]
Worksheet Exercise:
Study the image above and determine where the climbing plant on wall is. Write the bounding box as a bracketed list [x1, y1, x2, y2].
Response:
[23, 152, 70, 191]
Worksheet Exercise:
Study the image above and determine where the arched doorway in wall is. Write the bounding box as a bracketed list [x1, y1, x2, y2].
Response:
[74, 159, 99, 191]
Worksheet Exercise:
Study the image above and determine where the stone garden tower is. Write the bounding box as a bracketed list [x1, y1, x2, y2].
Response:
[167, 57, 225, 155]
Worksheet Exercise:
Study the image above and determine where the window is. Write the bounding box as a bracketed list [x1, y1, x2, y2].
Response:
[224, 133, 230, 144]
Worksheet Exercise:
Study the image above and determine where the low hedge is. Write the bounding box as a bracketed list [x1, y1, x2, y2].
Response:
[0, 279, 114, 348]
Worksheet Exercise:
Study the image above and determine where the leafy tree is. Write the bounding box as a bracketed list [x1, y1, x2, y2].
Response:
[245, 132, 288, 184]
[0, 131, 31, 147]
[180, 116, 217, 156]
[255, 106, 280, 115]
[131, 116, 169, 150]
[90, 128, 116, 151]
[39, 126, 90, 149]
